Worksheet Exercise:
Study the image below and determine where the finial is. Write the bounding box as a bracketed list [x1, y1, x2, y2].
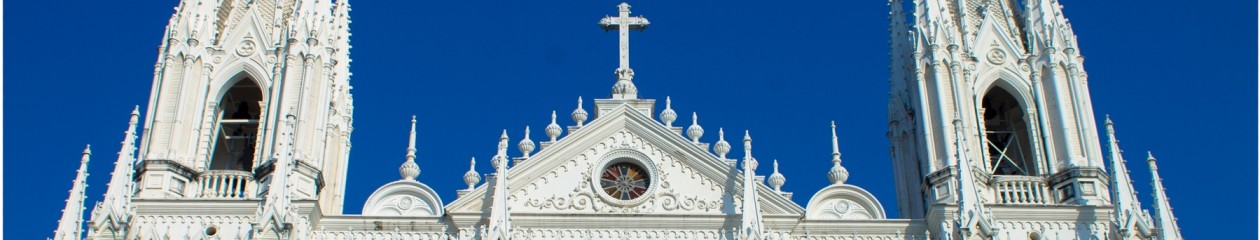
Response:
[1147, 151, 1156, 163]
[830, 121, 841, 163]
[768, 159, 786, 192]
[743, 130, 757, 170]
[660, 96, 677, 126]
[518, 126, 535, 158]
[572, 97, 588, 127]
[687, 112, 704, 142]
[463, 157, 480, 190]
[498, 129, 510, 152]
[828, 121, 849, 185]
[545, 111, 562, 142]
[400, 116, 420, 181]
[713, 128, 731, 159]
[493, 130, 510, 170]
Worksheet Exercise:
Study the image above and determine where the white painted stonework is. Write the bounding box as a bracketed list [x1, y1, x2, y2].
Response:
[53, 1, 1184, 240]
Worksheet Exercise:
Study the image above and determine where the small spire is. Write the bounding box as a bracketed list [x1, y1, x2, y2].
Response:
[768, 159, 786, 192]
[713, 128, 731, 159]
[55, 145, 92, 240]
[1147, 152, 1183, 240]
[743, 130, 757, 170]
[571, 96, 588, 127]
[545, 111, 562, 142]
[828, 121, 849, 185]
[687, 112, 704, 142]
[660, 96, 677, 126]
[493, 130, 510, 170]
[518, 126, 535, 158]
[400, 116, 420, 181]
[463, 157, 480, 190]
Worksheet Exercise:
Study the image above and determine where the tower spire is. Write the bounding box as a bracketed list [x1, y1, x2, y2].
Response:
[1147, 152, 1183, 240]
[89, 106, 141, 234]
[827, 121, 849, 185]
[400, 116, 420, 181]
[54, 145, 91, 240]
[600, 2, 650, 99]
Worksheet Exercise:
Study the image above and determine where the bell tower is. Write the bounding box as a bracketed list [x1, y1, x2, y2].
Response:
[887, 0, 1110, 223]
[132, 0, 354, 215]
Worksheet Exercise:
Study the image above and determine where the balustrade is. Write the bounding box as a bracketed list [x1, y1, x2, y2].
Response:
[992, 175, 1051, 204]
[197, 170, 254, 198]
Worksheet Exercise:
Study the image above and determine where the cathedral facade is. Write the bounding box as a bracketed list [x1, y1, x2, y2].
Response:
[51, 1, 1183, 239]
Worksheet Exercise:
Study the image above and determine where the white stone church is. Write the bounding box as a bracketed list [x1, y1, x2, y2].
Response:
[51, 1, 1184, 239]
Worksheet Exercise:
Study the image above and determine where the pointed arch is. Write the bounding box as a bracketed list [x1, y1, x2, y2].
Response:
[207, 69, 266, 171]
[976, 77, 1039, 176]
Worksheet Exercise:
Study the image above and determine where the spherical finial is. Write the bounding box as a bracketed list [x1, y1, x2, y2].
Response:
[828, 164, 849, 185]
[713, 128, 731, 159]
[660, 96, 677, 126]
[768, 159, 786, 192]
[399, 160, 420, 181]
[546, 111, 563, 142]
[686, 112, 704, 142]
[572, 96, 589, 127]
[463, 157, 480, 189]
[518, 126, 535, 158]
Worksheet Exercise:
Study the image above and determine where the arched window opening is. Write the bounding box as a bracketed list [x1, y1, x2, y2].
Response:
[209, 78, 262, 171]
[981, 87, 1035, 176]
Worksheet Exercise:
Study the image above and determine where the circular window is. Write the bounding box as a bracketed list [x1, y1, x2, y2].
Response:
[600, 162, 651, 200]
[590, 149, 657, 206]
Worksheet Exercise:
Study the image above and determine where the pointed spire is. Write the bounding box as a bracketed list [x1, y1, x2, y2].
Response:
[1105, 115, 1145, 236]
[828, 121, 849, 185]
[713, 128, 731, 159]
[463, 157, 480, 190]
[660, 96, 678, 126]
[571, 96, 589, 127]
[54, 145, 91, 240]
[739, 130, 764, 239]
[545, 111, 562, 142]
[90, 106, 142, 232]
[768, 159, 786, 193]
[518, 126, 535, 158]
[1147, 152, 1183, 240]
[399, 116, 420, 181]
[493, 129, 510, 169]
[742, 130, 756, 170]
[687, 112, 704, 142]
[487, 131, 513, 239]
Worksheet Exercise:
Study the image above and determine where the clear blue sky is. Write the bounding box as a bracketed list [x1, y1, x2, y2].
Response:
[5, 0, 1255, 239]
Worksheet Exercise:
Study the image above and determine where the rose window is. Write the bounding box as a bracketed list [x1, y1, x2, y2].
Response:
[599, 162, 651, 200]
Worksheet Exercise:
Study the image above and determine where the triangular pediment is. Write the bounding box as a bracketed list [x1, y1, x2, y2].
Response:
[445, 102, 803, 216]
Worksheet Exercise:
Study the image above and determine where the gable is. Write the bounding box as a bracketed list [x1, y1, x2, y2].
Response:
[445, 103, 803, 216]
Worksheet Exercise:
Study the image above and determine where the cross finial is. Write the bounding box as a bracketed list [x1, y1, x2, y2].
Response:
[600, 3, 650, 99]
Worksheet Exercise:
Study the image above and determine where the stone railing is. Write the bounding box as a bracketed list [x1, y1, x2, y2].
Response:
[197, 170, 254, 198]
[992, 175, 1052, 205]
